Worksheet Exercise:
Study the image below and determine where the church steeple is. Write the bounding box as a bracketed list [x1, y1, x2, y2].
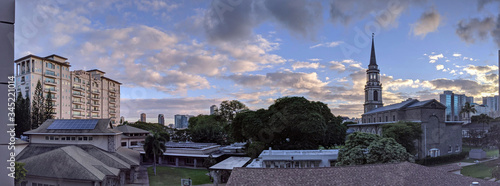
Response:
[364, 33, 383, 114]
[369, 33, 377, 67]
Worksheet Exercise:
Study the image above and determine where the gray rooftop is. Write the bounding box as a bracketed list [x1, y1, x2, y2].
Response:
[363, 99, 444, 115]
[116, 125, 150, 134]
[24, 119, 120, 135]
[165, 142, 219, 149]
[209, 156, 252, 170]
[227, 162, 497, 186]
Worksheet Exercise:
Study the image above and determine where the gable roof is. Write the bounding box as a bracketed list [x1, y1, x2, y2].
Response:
[363, 99, 444, 115]
[116, 125, 150, 134]
[24, 119, 120, 135]
[19, 146, 119, 181]
[227, 162, 496, 186]
[363, 99, 418, 115]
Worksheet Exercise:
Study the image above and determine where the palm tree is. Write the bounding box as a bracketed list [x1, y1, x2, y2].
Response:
[144, 131, 167, 175]
[477, 114, 492, 148]
[460, 102, 477, 123]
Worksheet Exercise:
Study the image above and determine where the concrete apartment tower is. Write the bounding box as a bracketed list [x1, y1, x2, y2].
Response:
[158, 114, 165, 125]
[14, 55, 121, 125]
[0, 0, 14, 185]
[140, 113, 146, 122]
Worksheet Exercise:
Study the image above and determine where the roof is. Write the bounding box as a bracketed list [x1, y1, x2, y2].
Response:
[226, 162, 497, 186]
[14, 54, 71, 66]
[116, 125, 150, 134]
[19, 146, 119, 181]
[209, 157, 252, 170]
[101, 76, 122, 84]
[363, 99, 444, 115]
[87, 69, 106, 74]
[45, 54, 68, 60]
[24, 119, 120, 135]
[364, 99, 418, 115]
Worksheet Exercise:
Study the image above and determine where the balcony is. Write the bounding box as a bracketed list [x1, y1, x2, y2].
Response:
[45, 71, 57, 77]
[72, 113, 83, 118]
[91, 96, 100, 100]
[72, 107, 84, 111]
[72, 100, 84, 104]
[91, 90, 100, 94]
[72, 86, 85, 91]
[109, 88, 116, 92]
[92, 102, 100, 106]
[44, 80, 57, 85]
[91, 108, 100, 112]
[72, 92, 84, 97]
[109, 110, 116, 114]
[109, 105, 116, 109]
[44, 88, 57, 93]
[91, 115, 100, 118]
[109, 93, 116, 98]
[109, 99, 116, 103]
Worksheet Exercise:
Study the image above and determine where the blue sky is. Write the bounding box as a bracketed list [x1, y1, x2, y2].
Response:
[15, 0, 500, 124]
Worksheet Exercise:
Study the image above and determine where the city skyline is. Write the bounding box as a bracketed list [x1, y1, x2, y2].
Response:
[15, 1, 500, 123]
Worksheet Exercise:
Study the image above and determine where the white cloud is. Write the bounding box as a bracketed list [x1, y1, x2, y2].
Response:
[428, 53, 444, 63]
[436, 64, 444, 70]
[310, 41, 344, 49]
[453, 53, 462, 57]
[292, 62, 322, 70]
[411, 8, 441, 38]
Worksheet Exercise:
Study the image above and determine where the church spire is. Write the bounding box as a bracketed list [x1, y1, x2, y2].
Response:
[369, 33, 377, 66]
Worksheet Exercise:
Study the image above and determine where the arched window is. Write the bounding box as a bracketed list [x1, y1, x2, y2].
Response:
[373, 90, 378, 101]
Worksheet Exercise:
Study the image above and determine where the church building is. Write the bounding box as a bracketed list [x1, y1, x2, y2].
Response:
[348, 35, 463, 159]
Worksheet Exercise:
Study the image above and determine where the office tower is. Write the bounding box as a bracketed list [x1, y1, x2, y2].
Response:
[210, 105, 217, 115]
[140, 113, 146, 122]
[158, 114, 165, 125]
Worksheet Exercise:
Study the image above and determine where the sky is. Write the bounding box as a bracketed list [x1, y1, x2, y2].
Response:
[14, 0, 500, 124]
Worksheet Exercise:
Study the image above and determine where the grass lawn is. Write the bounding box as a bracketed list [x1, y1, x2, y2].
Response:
[148, 166, 211, 186]
[461, 158, 500, 179]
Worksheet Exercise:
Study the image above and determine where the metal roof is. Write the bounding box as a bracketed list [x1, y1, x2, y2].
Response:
[210, 157, 252, 170]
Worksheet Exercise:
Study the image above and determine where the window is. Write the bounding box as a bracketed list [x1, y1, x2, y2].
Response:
[71, 137, 76, 140]
[131, 141, 138, 146]
[448, 145, 452, 153]
[385, 116, 388, 122]
[393, 115, 395, 121]
[186, 158, 194, 165]
[89, 137, 93, 141]
[373, 90, 378, 101]
[83, 137, 88, 141]
[61, 137, 66, 141]
[45, 136, 49, 140]
[122, 142, 127, 147]
[455, 145, 460, 152]
[49, 136, 54, 140]
[78, 137, 83, 140]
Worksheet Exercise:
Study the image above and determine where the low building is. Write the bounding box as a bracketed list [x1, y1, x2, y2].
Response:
[221, 142, 246, 155]
[227, 162, 497, 186]
[246, 148, 339, 168]
[18, 119, 140, 186]
[139, 142, 223, 168]
[349, 99, 463, 159]
[116, 125, 149, 149]
[209, 156, 252, 184]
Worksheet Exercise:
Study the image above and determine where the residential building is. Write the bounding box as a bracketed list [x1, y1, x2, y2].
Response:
[466, 96, 474, 104]
[120, 116, 125, 124]
[14, 54, 121, 125]
[116, 125, 149, 149]
[439, 91, 468, 121]
[349, 37, 462, 159]
[18, 119, 141, 185]
[482, 96, 499, 117]
[174, 114, 193, 128]
[210, 105, 217, 115]
[226, 162, 497, 186]
[246, 148, 339, 168]
[140, 113, 146, 122]
[158, 114, 165, 125]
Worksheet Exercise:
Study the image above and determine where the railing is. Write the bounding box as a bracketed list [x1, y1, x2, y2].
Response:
[92, 90, 100, 94]
[72, 86, 84, 90]
[109, 99, 116, 103]
[44, 80, 57, 85]
[72, 92, 84, 96]
[91, 96, 100, 100]
[72, 100, 84, 104]
[45, 71, 56, 76]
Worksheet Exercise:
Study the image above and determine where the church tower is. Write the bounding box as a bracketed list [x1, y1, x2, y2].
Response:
[364, 34, 383, 113]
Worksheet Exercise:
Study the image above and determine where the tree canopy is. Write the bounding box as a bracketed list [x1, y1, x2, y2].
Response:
[189, 114, 226, 144]
[31, 80, 45, 129]
[336, 132, 413, 166]
[216, 100, 249, 122]
[15, 92, 31, 137]
[144, 131, 167, 175]
[232, 96, 346, 156]
[382, 121, 422, 154]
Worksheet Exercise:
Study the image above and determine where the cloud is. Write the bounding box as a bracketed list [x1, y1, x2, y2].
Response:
[436, 64, 444, 70]
[329, 61, 346, 72]
[456, 16, 496, 43]
[329, 0, 422, 28]
[309, 58, 322, 61]
[411, 8, 441, 38]
[310, 41, 344, 49]
[452, 53, 462, 57]
[204, 0, 324, 43]
[428, 53, 444, 63]
[424, 78, 494, 95]
[292, 62, 322, 70]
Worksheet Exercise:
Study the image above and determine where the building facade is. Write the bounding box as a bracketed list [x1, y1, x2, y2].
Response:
[210, 105, 217, 115]
[14, 54, 121, 125]
[158, 114, 165, 125]
[140, 113, 146, 122]
[175, 114, 193, 128]
[439, 91, 472, 121]
[246, 149, 339, 168]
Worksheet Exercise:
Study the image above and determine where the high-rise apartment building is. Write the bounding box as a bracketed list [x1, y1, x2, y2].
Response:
[174, 114, 193, 128]
[439, 91, 468, 121]
[15, 54, 121, 124]
[158, 114, 165, 125]
[210, 105, 217, 115]
[140, 113, 146, 122]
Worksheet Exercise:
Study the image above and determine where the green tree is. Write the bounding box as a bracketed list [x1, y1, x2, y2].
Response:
[336, 132, 413, 166]
[382, 121, 422, 154]
[43, 90, 54, 121]
[31, 80, 45, 129]
[15, 92, 31, 137]
[15, 162, 27, 185]
[143, 131, 167, 175]
[189, 114, 226, 144]
[203, 154, 217, 169]
[216, 100, 248, 122]
[487, 125, 500, 150]
[460, 102, 476, 123]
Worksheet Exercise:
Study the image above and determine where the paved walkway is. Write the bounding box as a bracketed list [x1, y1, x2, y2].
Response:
[125, 165, 149, 186]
